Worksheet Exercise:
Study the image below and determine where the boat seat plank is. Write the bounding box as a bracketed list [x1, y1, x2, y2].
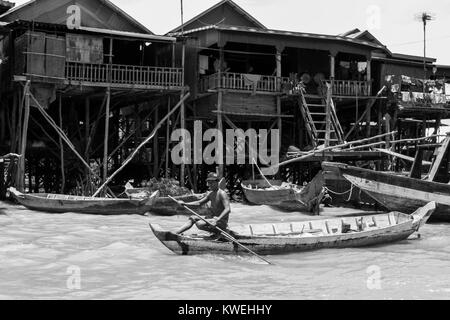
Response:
[250, 224, 278, 235]
[290, 222, 308, 233]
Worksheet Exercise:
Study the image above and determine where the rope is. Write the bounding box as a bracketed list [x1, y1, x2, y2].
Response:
[323, 183, 356, 202]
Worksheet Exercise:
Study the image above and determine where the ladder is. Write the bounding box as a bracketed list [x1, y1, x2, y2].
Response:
[298, 87, 344, 147]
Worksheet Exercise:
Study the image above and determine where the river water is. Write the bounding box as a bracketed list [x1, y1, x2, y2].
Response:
[0, 201, 449, 300]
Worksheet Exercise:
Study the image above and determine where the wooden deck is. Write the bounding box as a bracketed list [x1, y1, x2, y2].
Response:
[65, 62, 184, 90]
[322, 79, 372, 97]
[199, 72, 287, 94]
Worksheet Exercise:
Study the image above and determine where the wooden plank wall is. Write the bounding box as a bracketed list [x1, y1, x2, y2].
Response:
[26, 32, 46, 76]
[194, 93, 277, 120]
[66, 34, 103, 64]
[46, 35, 66, 79]
[222, 93, 277, 116]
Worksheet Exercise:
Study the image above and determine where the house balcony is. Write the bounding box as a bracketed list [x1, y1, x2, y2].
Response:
[199, 72, 288, 94]
[65, 62, 184, 90]
[322, 80, 373, 97]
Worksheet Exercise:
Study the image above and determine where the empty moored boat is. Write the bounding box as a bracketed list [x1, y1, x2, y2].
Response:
[8, 187, 159, 215]
[322, 162, 450, 222]
[149, 202, 435, 256]
[241, 171, 325, 214]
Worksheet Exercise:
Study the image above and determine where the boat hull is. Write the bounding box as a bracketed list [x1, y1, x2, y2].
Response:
[149, 202, 435, 256]
[241, 172, 325, 214]
[322, 162, 450, 222]
[9, 188, 158, 215]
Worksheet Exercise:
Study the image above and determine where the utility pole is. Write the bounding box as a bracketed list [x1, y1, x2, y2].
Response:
[416, 12, 435, 93]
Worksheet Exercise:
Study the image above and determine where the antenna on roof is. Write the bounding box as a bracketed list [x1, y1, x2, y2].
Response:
[414, 12, 436, 92]
[180, 0, 184, 36]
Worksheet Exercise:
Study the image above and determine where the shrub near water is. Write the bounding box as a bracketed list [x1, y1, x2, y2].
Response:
[137, 178, 191, 197]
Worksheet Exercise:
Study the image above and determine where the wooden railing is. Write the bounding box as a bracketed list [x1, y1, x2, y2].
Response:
[322, 80, 372, 97]
[66, 62, 184, 87]
[199, 72, 288, 93]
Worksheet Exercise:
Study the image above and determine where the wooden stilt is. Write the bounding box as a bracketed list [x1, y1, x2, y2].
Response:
[59, 95, 65, 193]
[84, 96, 90, 180]
[103, 88, 111, 190]
[180, 41, 186, 186]
[18, 81, 30, 192]
[217, 90, 224, 178]
[0, 104, 5, 144]
[92, 92, 190, 197]
[10, 93, 17, 153]
[15, 89, 23, 154]
[153, 103, 159, 177]
[165, 97, 171, 179]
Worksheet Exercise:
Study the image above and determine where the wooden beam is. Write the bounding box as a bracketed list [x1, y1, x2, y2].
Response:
[92, 92, 190, 197]
[103, 88, 111, 189]
[428, 135, 450, 182]
[180, 41, 186, 186]
[373, 148, 432, 166]
[212, 110, 293, 118]
[165, 97, 171, 178]
[59, 95, 65, 193]
[153, 103, 159, 177]
[18, 82, 30, 192]
[410, 149, 424, 179]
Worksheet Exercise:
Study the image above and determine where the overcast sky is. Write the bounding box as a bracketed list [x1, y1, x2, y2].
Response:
[11, 0, 450, 65]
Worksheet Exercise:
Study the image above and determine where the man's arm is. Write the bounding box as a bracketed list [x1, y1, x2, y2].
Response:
[178, 193, 210, 207]
[214, 191, 231, 224]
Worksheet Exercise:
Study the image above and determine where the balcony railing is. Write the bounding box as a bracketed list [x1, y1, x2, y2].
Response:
[199, 72, 288, 93]
[66, 62, 184, 88]
[322, 80, 373, 97]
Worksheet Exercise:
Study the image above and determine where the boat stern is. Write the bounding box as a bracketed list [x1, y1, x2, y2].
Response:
[143, 190, 160, 206]
[411, 202, 437, 230]
[7, 187, 24, 200]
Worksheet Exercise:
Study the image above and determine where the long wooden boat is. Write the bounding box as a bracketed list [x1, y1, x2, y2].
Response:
[322, 162, 450, 222]
[241, 171, 325, 214]
[149, 202, 435, 256]
[8, 187, 159, 215]
[125, 188, 211, 216]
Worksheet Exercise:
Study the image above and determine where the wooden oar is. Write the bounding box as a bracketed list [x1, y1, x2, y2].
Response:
[168, 195, 273, 265]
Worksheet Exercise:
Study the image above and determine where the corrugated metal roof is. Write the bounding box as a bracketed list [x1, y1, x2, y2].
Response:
[168, 0, 266, 34]
[2, 20, 175, 42]
[170, 24, 390, 52]
[0, 0, 152, 34]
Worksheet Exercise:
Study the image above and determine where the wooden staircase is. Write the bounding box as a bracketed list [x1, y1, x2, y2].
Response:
[298, 88, 344, 147]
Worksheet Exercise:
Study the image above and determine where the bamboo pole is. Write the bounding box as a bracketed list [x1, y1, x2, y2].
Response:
[92, 92, 190, 197]
[107, 108, 156, 162]
[28, 89, 114, 197]
[274, 131, 397, 169]
[345, 86, 387, 141]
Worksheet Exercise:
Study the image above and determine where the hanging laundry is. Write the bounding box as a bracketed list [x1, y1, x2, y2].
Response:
[198, 55, 209, 75]
[445, 83, 450, 102]
[243, 73, 262, 94]
[391, 84, 400, 93]
[401, 75, 412, 84]
[401, 91, 411, 102]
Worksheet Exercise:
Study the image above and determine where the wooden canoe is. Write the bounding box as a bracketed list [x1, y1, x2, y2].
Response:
[8, 187, 159, 215]
[125, 188, 211, 216]
[149, 202, 435, 256]
[322, 162, 450, 222]
[241, 171, 325, 214]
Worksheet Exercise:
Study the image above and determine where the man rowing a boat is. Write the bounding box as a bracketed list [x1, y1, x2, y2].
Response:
[175, 172, 231, 235]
